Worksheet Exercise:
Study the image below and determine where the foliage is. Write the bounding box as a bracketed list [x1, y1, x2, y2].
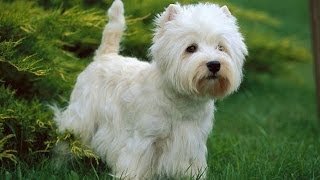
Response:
[0, 85, 54, 166]
[0, 134, 17, 164]
[245, 32, 311, 73]
[0, 84, 99, 168]
[0, 0, 104, 168]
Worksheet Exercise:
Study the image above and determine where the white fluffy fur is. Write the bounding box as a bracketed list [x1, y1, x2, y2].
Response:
[53, 0, 247, 179]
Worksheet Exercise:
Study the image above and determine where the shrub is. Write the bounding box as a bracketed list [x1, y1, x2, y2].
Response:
[0, 1, 104, 168]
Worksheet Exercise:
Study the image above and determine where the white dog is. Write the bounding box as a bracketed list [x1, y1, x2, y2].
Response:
[53, 0, 247, 179]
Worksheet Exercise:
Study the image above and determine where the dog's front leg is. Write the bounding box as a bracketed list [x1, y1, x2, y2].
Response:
[114, 136, 156, 180]
[174, 135, 208, 179]
[158, 124, 208, 179]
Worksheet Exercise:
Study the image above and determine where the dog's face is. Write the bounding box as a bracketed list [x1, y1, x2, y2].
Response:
[150, 3, 248, 99]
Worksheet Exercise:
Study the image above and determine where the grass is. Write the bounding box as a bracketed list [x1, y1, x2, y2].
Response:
[205, 1, 320, 178]
[1, 0, 319, 179]
[208, 68, 319, 179]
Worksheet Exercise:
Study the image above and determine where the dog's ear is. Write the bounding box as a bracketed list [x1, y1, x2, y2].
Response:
[221, 5, 232, 17]
[165, 4, 181, 21]
[156, 3, 181, 27]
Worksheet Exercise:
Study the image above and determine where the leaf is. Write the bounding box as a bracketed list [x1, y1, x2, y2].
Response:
[0, 134, 17, 164]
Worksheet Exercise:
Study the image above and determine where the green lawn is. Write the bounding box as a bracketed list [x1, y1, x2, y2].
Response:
[209, 67, 319, 179]
[207, 0, 320, 178]
[1, 0, 319, 179]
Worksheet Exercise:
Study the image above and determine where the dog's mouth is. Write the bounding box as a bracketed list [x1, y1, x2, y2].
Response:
[206, 73, 219, 80]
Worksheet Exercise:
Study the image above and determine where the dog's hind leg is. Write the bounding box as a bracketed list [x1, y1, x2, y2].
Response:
[96, 0, 125, 56]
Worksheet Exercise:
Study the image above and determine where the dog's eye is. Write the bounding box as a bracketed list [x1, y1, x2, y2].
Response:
[186, 44, 198, 53]
[217, 44, 225, 52]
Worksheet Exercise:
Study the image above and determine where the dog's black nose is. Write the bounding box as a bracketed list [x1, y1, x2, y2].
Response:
[206, 61, 221, 73]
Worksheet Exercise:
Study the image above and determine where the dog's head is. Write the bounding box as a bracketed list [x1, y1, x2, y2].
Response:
[150, 3, 248, 99]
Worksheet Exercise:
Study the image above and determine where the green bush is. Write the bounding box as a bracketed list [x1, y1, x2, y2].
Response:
[245, 33, 311, 73]
[0, 0, 312, 169]
[0, 0, 105, 167]
[0, 85, 53, 165]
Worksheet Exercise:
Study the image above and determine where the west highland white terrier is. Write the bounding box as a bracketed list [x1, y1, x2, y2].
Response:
[53, 0, 247, 179]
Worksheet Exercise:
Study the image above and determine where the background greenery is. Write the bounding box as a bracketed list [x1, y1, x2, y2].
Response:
[0, 0, 319, 179]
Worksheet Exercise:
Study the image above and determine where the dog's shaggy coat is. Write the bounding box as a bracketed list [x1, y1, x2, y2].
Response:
[53, 0, 247, 179]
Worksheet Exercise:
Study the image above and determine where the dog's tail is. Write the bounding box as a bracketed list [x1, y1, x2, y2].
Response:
[95, 0, 125, 56]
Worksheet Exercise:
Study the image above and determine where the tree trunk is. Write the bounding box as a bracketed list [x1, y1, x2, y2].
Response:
[310, 0, 320, 120]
